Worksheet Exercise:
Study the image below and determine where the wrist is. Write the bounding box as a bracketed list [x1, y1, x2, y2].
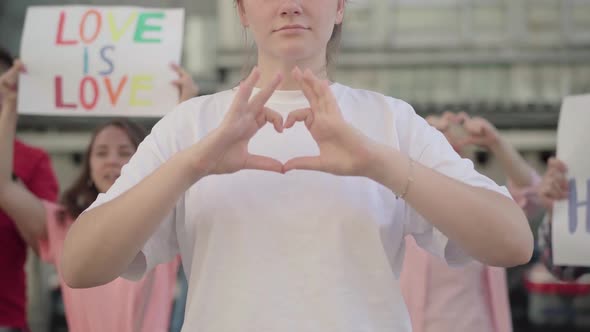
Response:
[175, 129, 227, 184]
[487, 134, 504, 153]
[1, 98, 17, 111]
[0, 177, 9, 189]
[0, 103, 18, 121]
[183, 128, 229, 178]
[364, 144, 409, 193]
[0, 177, 17, 199]
[177, 144, 211, 182]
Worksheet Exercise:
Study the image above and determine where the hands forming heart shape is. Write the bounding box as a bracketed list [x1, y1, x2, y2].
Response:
[196, 66, 379, 177]
[426, 111, 502, 153]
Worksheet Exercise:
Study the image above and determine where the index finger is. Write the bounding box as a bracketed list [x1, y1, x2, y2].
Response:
[234, 67, 261, 106]
[462, 118, 484, 135]
[548, 157, 568, 173]
[455, 112, 470, 124]
[434, 115, 451, 131]
[249, 72, 282, 111]
[441, 111, 460, 125]
[170, 62, 183, 74]
[293, 67, 319, 110]
[321, 79, 340, 114]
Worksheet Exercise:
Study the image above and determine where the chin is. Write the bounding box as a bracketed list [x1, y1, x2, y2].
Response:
[96, 182, 114, 193]
[275, 46, 315, 63]
[268, 37, 312, 58]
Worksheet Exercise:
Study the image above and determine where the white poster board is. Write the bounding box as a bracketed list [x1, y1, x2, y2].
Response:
[18, 6, 184, 117]
[553, 94, 590, 267]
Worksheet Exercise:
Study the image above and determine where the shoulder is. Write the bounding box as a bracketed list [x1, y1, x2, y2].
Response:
[170, 88, 236, 117]
[334, 83, 423, 137]
[334, 83, 417, 124]
[13, 140, 56, 186]
[151, 89, 236, 134]
[14, 139, 51, 163]
[337, 85, 446, 158]
[130, 89, 238, 161]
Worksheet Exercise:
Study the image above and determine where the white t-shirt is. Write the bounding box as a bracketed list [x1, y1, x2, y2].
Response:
[87, 83, 511, 332]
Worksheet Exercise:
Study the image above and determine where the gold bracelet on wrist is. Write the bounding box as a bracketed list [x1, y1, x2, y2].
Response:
[396, 159, 415, 200]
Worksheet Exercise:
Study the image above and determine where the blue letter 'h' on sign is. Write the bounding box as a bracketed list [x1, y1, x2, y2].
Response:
[568, 179, 590, 234]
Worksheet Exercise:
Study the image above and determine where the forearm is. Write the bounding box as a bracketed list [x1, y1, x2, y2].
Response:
[490, 137, 534, 187]
[369, 145, 533, 267]
[0, 103, 46, 250]
[62, 146, 207, 288]
[0, 102, 17, 182]
[0, 181, 46, 253]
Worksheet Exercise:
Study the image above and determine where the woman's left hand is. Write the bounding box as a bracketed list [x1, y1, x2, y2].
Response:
[283, 67, 380, 176]
[171, 63, 199, 103]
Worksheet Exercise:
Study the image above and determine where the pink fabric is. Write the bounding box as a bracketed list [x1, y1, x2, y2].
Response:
[506, 170, 543, 219]
[401, 237, 512, 332]
[39, 201, 180, 332]
[400, 170, 542, 332]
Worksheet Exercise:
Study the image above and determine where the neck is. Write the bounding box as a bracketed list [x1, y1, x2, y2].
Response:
[255, 51, 329, 90]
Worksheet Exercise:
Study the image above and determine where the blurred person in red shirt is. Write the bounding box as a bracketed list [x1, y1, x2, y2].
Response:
[0, 48, 59, 331]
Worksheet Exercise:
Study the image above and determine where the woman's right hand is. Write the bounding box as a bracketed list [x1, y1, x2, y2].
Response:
[425, 111, 457, 132]
[170, 63, 199, 103]
[538, 157, 569, 212]
[0, 59, 26, 109]
[189, 67, 285, 176]
[454, 113, 501, 151]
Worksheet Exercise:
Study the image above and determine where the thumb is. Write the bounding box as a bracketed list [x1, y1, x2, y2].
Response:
[13, 59, 27, 73]
[283, 156, 323, 173]
[5, 60, 26, 78]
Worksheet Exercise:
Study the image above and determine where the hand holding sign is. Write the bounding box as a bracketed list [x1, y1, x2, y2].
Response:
[0, 60, 26, 109]
[552, 94, 590, 267]
[18, 6, 184, 117]
[170, 63, 199, 103]
[538, 158, 569, 211]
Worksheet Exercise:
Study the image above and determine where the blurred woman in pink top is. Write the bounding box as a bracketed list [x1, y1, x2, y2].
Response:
[5, 60, 197, 332]
[401, 112, 543, 332]
[39, 119, 180, 332]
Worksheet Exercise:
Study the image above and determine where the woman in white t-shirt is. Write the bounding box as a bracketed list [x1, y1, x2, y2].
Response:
[61, 1, 533, 331]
